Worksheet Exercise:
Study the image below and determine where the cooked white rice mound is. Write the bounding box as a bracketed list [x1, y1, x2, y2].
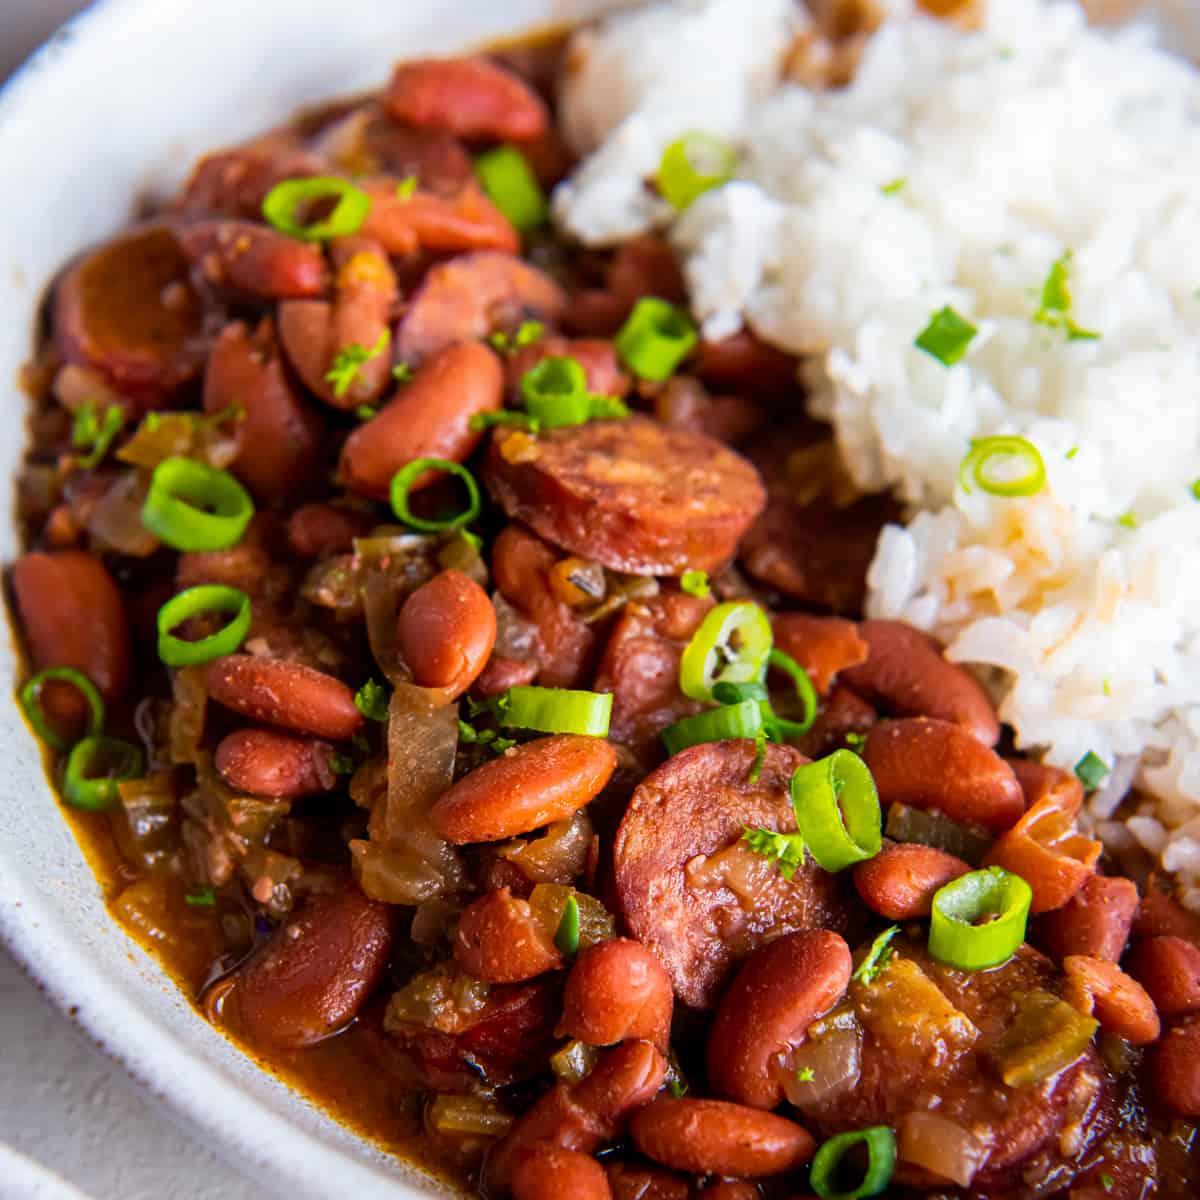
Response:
[557, 0, 1200, 906]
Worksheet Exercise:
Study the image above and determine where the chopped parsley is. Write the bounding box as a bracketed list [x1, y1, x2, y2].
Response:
[72, 401, 125, 469]
[852, 925, 900, 985]
[1034, 251, 1100, 341]
[184, 887, 215, 908]
[795, 1067, 816, 1083]
[355, 405, 377, 422]
[915, 306, 977, 366]
[394, 175, 418, 200]
[747, 728, 768, 784]
[325, 329, 391, 398]
[1074, 750, 1109, 792]
[457, 719, 516, 755]
[1117, 512, 1139, 529]
[1100, 1175, 1114, 1193]
[488, 320, 545, 355]
[742, 826, 807, 880]
[680, 569, 711, 598]
[844, 731, 866, 752]
[1191, 479, 1200, 501]
[667, 1077, 689, 1098]
[392, 361, 413, 384]
[329, 751, 355, 775]
[354, 679, 390, 722]
[1066, 446, 1080, 461]
[880, 177, 906, 196]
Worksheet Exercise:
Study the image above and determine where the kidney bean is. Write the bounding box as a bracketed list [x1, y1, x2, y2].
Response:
[771, 613, 868, 696]
[863, 718, 1023, 833]
[507, 336, 631, 400]
[694, 331, 798, 397]
[430, 735, 617, 844]
[484, 1040, 667, 1194]
[841, 620, 1000, 746]
[1063, 956, 1160, 1045]
[385, 57, 548, 142]
[1037, 875, 1139, 963]
[697, 1184, 761, 1200]
[473, 654, 539, 699]
[174, 145, 325, 219]
[279, 237, 398, 410]
[653, 377, 766, 446]
[707, 931, 851, 1110]
[396, 569, 496, 699]
[512, 1145, 613, 1200]
[179, 220, 325, 299]
[286, 504, 372, 559]
[54, 225, 206, 409]
[853, 843, 970, 920]
[338, 342, 503, 500]
[631, 1098, 814, 1178]
[203, 320, 325, 502]
[1008, 758, 1083, 814]
[1133, 879, 1200, 944]
[359, 178, 518, 257]
[562, 290, 628, 338]
[221, 882, 394, 1049]
[454, 887, 562, 983]
[176, 541, 273, 597]
[1148, 1015, 1200, 1117]
[606, 237, 686, 308]
[796, 684, 877, 759]
[1128, 937, 1200, 1019]
[557, 939, 673, 1053]
[204, 654, 363, 740]
[214, 728, 336, 799]
[12, 550, 130, 702]
[604, 1163, 690, 1200]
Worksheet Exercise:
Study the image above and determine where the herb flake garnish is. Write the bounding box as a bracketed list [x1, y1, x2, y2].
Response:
[354, 679, 390, 722]
[680, 569, 711, 598]
[1034, 251, 1100, 341]
[915, 306, 977, 366]
[742, 826, 807, 880]
[1075, 750, 1109, 792]
[326, 329, 390, 398]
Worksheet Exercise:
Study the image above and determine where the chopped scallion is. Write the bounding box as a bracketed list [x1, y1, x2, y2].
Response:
[810, 1126, 896, 1199]
[880, 177, 906, 195]
[554, 894, 580, 957]
[678, 601, 773, 702]
[62, 735, 143, 811]
[19, 667, 105, 751]
[141, 457, 254, 552]
[915, 306, 976, 366]
[475, 145, 547, 232]
[156, 585, 251, 667]
[1074, 751, 1109, 791]
[661, 698, 764, 757]
[1034, 250, 1100, 340]
[395, 175, 418, 200]
[615, 298, 697, 382]
[789, 750, 882, 872]
[928, 866, 1032, 971]
[680, 569, 710, 598]
[958, 435, 1046, 498]
[656, 132, 737, 210]
[389, 458, 481, 532]
[261, 176, 371, 241]
[325, 329, 390, 399]
[185, 887, 216, 908]
[496, 685, 612, 738]
[72, 402, 125, 469]
[355, 680, 390, 723]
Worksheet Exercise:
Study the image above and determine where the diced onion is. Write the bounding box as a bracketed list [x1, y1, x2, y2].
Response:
[897, 1111, 989, 1188]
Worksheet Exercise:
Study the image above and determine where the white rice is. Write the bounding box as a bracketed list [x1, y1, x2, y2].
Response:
[556, 0, 1200, 907]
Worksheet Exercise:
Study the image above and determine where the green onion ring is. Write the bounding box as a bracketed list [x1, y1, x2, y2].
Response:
[678, 601, 773, 703]
[958, 435, 1046, 498]
[19, 667, 105, 751]
[554, 894, 580, 957]
[389, 458, 481, 532]
[497, 686, 612, 737]
[474, 145, 548, 233]
[928, 866, 1033, 971]
[62, 735, 143, 811]
[810, 1126, 897, 1199]
[520, 356, 591, 428]
[661, 699, 764, 757]
[789, 750, 882, 872]
[766, 647, 818, 737]
[261, 176, 371, 241]
[615, 297, 698, 382]
[656, 131, 737, 210]
[156, 585, 251, 667]
[141, 457, 254, 552]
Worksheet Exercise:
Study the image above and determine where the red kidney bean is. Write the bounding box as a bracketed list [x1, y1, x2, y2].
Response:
[853, 843, 970, 920]
[1133, 880, 1200, 945]
[204, 654, 363, 740]
[174, 145, 325, 219]
[604, 1163, 690, 1200]
[214, 729, 336, 799]
[12, 550, 130, 701]
[863, 718, 1023, 832]
[430, 735, 617, 844]
[220, 882, 394, 1049]
[1148, 1016, 1200, 1117]
[1128, 937, 1200, 1019]
[562, 289, 628, 338]
[652, 377, 766, 446]
[557, 939, 673, 1053]
[512, 1145, 613, 1200]
[176, 541, 273, 597]
[605, 237, 686, 308]
[484, 1040, 667, 1194]
[1037, 875, 1140, 963]
[707, 931, 851, 1110]
[359, 178, 518, 257]
[697, 1184, 762, 1200]
[796, 684, 877, 759]
[286, 504, 372, 559]
[179, 220, 326, 299]
[770, 613, 868, 696]
[507, 336, 631, 400]
[473, 654, 539, 699]
[385, 57, 547, 142]
[1008, 758, 1083, 814]
[395, 569, 496, 699]
[694, 331, 798, 397]
[841, 620, 1000, 746]
[203, 320, 325, 502]
[631, 1098, 814, 1178]
[1063, 956, 1160, 1045]
[338, 342, 503, 500]
[454, 888, 562, 983]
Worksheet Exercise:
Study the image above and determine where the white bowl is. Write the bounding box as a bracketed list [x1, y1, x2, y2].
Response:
[0, 2, 622, 1196]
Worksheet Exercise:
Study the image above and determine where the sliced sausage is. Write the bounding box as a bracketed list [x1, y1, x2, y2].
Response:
[338, 341, 502, 500]
[853, 844, 971, 921]
[214, 728, 336, 799]
[613, 741, 843, 1009]
[396, 569, 496, 699]
[394, 251, 566, 364]
[220, 882, 394, 1049]
[1037, 875, 1139, 963]
[179, 220, 326, 299]
[557, 939, 673, 1053]
[54, 225, 206, 409]
[483, 416, 766, 576]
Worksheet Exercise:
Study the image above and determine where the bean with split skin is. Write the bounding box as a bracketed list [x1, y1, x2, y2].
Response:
[1128, 937, 1200, 1018]
[631, 1097, 815, 1178]
[214, 729, 336, 799]
[358, 178, 518, 258]
[605, 1163, 690, 1200]
[557, 938, 673, 1053]
[179, 219, 326, 300]
[512, 1145, 613, 1200]
[1063, 956, 1161, 1045]
[771, 613, 868, 696]
[453, 887, 562, 983]
[1038, 874, 1140, 963]
[204, 654, 363, 740]
[430, 734, 617, 844]
[396, 569, 496, 699]
[853, 843, 971, 921]
[707, 931, 851, 1110]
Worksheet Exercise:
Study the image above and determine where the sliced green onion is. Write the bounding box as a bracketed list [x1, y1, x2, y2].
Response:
[915, 306, 977, 366]
[261, 176, 371, 241]
[156, 585, 251, 667]
[471, 410, 539, 433]
[712, 680, 769, 705]
[615, 298, 698, 382]
[852, 925, 899, 985]
[880, 177, 906, 196]
[1074, 750, 1109, 791]
[1191, 479, 1200, 501]
[518, 356, 629, 428]
[767, 647, 818, 737]
[355, 680, 390, 722]
[742, 825, 806, 879]
[958, 435, 1046, 498]
[390, 458, 481, 532]
[789, 750, 882, 872]
[72, 402, 125, 469]
[497, 686, 612, 737]
[142, 457, 254, 552]
[19, 667, 105, 751]
[928, 866, 1032, 971]
[1034, 250, 1100, 341]
[810, 1126, 896, 1199]
[395, 175, 418, 201]
[678, 601, 773, 702]
[555, 894, 580, 957]
[392, 361, 413, 384]
[680, 569, 710, 598]
[747, 727, 768, 782]
[62, 735, 143, 811]
[185, 887, 216, 908]
[475, 145, 548, 232]
[656, 132, 737, 210]
[661, 698, 764, 757]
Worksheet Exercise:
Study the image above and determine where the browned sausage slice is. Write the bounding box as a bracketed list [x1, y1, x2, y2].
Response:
[484, 417, 767, 576]
[613, 741, 843, 1009]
